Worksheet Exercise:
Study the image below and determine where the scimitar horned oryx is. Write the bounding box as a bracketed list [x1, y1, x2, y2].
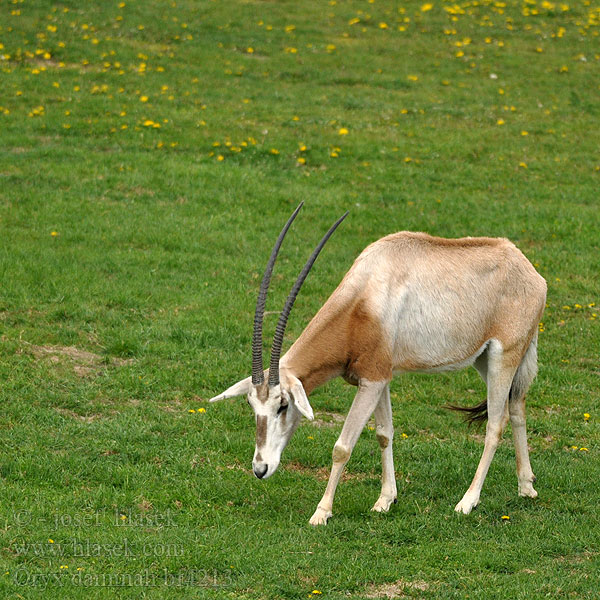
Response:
[209, 204, 547, 525]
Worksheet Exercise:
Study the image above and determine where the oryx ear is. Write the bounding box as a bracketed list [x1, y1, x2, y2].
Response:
[209, 376, 252, 402]
[288, 376, 314, 421]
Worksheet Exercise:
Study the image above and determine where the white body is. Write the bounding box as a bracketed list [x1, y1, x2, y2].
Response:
[211, 231, 547, 524]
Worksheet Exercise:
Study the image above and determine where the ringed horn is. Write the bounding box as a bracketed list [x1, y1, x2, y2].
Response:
[251, 204, 349, 387]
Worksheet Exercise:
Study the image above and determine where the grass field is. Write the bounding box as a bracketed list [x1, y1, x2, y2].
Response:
[1, 0, 599, 598]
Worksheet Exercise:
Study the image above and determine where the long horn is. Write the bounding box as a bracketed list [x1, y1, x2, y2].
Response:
[252, 202, 304, 385]
[268, 211, 349, 387]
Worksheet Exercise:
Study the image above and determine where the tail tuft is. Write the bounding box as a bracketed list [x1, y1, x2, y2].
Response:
[446, 399, 488, 427]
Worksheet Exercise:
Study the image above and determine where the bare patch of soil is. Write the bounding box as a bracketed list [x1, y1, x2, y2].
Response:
[311, 411, 346, 428]
[25, 343, 134, 376]
[364, 579, 430, 599]
[284, 461, 376, 482]
[54, 407, 104, 423]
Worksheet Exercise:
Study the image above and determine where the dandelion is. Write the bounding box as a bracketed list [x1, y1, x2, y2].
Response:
[580, 447, 589, 452]
[270, 148, 280, 155]
[497, 119, 505, 125]
[338, 127, 349, 135]
[140, 95, 149, 102]
[519, 162, 528, 168]
[51, 231, 59, 237]
[408, 74, 419, 81]
[188, 409, 196, 413]
[217, 155, 224, 161]
[501, 515, 510, 520]
[297, 157, 306, 165]
[421, 3, 434, 11]
[379, 22, 389, 29]
[584, 413, 590, 421]
[198, 408, 207, 413]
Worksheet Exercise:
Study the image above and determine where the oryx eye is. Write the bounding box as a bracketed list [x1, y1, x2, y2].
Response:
[277, 403, 288, 415]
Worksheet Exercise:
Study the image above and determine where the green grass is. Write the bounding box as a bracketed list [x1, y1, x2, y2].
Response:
[0, 0, 599, 597]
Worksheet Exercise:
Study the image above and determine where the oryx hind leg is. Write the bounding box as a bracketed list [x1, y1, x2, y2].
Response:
[371, 384, 397, 513]
[455, 340, 515, 515]
[509, 334, 539, 499]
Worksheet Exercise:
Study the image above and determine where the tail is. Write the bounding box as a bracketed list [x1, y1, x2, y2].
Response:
[446, 399, 488, 427]
[447, 333, 539, 427]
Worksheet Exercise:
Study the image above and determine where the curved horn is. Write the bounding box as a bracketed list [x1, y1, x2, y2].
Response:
[252, 202, 304, 385]
[268, 211, 349, 387]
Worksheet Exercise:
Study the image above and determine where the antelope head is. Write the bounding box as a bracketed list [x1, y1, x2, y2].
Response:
[209, 203, 348, 480]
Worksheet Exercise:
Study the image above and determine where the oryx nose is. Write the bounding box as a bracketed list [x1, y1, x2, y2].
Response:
[253, 463, 268, 479]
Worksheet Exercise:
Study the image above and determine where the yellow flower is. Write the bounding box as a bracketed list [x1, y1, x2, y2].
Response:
[140, 96, 148, 102]
[297, 157, 306, 165]
[338, 127, 349, 135]
[521, 130, 529, 136]
[270, 148, 280, 155]
[198, 407, 207, 413]
[217, 155, 224, 161]
[51, 231, 59, 237]
[501, 515, 510, 520]
[246, 47, 254, 54]
[408, 74, 418, 81]
[584, 413, 590, 421]
[379, 22, 389, 29]
[497, 119, 505, 125]
[421, 3, 433, 11]
[519, 162, 528, 168]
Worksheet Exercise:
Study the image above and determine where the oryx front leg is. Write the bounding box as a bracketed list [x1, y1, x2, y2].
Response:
[371, 384, 397, 513]
[455, 348, 515, 515]
[309, 380, 387, 526]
